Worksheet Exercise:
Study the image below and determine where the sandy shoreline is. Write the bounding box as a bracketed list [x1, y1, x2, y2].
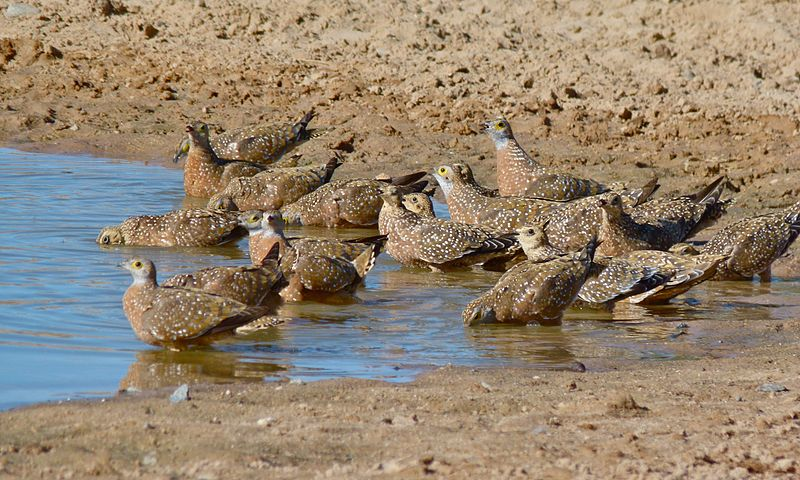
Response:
[2, 0, 800, 476]
[3, 339, 799, 478]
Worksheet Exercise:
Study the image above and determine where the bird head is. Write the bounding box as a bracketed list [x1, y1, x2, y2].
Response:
[97, 226, 124, 245]
[433, 165, 457, 197]
[481, 117, 513, 144]
[378, 185, 403, 206]
[120, 257, 156, 284]
[237, 210, 264, 231]
[184, 122, 211, 148]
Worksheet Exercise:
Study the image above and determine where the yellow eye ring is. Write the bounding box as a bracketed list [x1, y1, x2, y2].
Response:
[133, 261, 142, 268]
[438, 167, 447, 174]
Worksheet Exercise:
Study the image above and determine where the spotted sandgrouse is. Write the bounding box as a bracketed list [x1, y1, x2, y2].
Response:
[280, 171, 427, 227]
[595, 177, 727, 257]
[377, 185, 519, 271]
[482, 117, 607, 200]
[97, 208, 244, 247]
[579, 250, 727, 306]
[628, 176, 727, 244]
[462, 227, 596, 325]
[161, 255, 284, 306]
[680, 201, 800, 281]
[238, 211, 383, 301]
[120, 258, 271, 348]
[182, 122, 270, 198]
[434, 164, 559, 232]
[173, 111, 327, 164]
[207, 155, 342, 212]
[238, 210, 386, 269]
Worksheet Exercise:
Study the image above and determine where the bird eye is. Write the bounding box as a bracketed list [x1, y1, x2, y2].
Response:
[438, 167, 447, 174]
[411, 197, 418, 203]
[133, 261, 142, 269]
[527, 229, 534, 235]
[250, 215, 259, 222]
[101, 235, 110, 244]
[495, 122, 505, 130]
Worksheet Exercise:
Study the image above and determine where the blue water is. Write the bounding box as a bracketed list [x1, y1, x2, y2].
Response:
[0, 148, 797, 411]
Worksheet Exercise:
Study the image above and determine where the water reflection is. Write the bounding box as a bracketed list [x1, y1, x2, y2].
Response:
[465, 324, 578, 366]
[120, 334, 287, 392]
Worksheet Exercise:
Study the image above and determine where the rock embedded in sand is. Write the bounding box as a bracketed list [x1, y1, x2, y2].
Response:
[143, 23, 159, 39]
[606, 393, 649, 414]
[4, 3, 40, 18]
[646, 82, 668, 95]
[756, 383, 788, 393]
[169, 384, 190, 403]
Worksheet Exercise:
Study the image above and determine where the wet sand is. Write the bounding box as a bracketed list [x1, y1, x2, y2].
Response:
[1, 0, 799, 477]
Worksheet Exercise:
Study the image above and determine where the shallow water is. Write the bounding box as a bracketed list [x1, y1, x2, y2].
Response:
[0, 148, 797, 411]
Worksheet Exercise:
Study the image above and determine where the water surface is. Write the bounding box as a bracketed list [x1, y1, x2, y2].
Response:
[0, 148, 797, 411]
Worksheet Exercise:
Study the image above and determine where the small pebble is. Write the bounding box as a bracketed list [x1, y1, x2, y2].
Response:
[256, 417, 274, 426]
[676, 322, 689, 330]
[143, 24, 159, 39]
[531, 425, 548, 435]
[169, 384, 190, 403]
[756, 383, 788, 393]
[141, 452, 157, 466]
[289, 378, 305, 385]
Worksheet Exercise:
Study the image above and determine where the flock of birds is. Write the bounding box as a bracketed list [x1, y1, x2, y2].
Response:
[96, 112, 800, 349]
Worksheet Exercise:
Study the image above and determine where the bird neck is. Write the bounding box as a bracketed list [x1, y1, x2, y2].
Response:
[493, 137, 510, 150]
[131, 277, 156, 287]
[500, 138, 542, 169]
[187, 139, 222, 167]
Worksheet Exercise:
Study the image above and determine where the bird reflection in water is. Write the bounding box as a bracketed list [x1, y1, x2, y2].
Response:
[119, 328, 287, 392]
[464, 323, 580, 368]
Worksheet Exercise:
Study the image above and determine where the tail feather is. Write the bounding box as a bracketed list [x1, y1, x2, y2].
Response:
[691, 176, 726, 205]
[784, 201, 800, 231]
[292, 110, 315, 141]
[400, 180, 429, 194]
[580, 236, 600, 262]
[324, 153, 344, 183]
[347, 234, 388, 252]
[262, 242, 282, 262]
[389, 171, 428, 186]
[626, 176, 660, 206]
[207, 304, 273, 335]
[478, 234, 519, 253]
[421, 184, 438, 196]
[305, 126, 334, 139]
[352, 243, 380, 278]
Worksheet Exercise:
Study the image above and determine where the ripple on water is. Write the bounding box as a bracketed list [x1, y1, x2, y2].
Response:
[0, 148, 797, 411]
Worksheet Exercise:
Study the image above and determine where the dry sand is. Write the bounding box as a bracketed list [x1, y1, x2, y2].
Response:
[1, 0, 799, 477]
